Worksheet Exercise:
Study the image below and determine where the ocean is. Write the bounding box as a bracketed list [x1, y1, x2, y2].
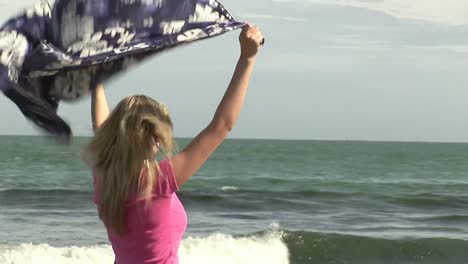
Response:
[0, 136, 467, 263]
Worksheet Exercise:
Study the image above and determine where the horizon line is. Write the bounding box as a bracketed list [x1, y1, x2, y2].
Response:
[1, 134, 468, 144]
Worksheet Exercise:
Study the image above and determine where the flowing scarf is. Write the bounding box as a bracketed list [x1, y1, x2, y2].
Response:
[0, 0, 244, 140]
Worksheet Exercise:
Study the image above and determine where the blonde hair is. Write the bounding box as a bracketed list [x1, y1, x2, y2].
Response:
[82, 95, 175, 236]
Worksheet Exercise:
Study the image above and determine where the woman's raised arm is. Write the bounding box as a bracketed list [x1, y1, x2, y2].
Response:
[91, 84, 110, 133]
[172, 24, 264, 186]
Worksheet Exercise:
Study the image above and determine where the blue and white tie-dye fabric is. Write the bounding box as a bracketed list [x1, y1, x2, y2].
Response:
[0, 0, 244, 140]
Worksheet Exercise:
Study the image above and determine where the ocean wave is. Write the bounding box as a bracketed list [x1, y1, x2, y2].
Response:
[0, 232, 288, 264]
[282, 230, 468, 264]
[180, 189, 468, 209]
[2, 188, 467, 211]
[393, 193, 468, 208]
[0, 189, 90, 195]
[416, 214, 468, 223]
[0, 189, 91, 209]
[2, 229, 468, 264]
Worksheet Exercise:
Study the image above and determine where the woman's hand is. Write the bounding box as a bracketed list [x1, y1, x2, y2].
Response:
[239, 24, 264, 61]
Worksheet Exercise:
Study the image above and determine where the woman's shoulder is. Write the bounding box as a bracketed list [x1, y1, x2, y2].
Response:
[154, 159, 179, 196]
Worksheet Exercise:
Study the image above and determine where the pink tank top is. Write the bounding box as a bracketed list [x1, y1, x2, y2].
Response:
[93, 160, 187, 264]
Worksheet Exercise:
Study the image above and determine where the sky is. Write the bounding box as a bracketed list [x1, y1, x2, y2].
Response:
[0, 0, 468, 142]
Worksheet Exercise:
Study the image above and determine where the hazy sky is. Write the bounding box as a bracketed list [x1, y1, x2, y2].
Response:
[1, 0, 468, 142]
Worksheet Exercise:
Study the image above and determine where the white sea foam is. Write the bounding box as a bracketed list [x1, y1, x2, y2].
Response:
[0, 232, 289, 264]
[0, 244, 114, 264]
[180, 232, 288, 264]
[220, 186, 239, 191]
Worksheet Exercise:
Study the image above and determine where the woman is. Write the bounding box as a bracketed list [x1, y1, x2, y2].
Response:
[82, 24, 263, 264]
